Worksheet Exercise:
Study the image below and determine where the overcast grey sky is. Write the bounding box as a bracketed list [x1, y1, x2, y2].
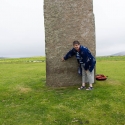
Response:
[93, 0, 125, 56]
[0, 0, 125, 57]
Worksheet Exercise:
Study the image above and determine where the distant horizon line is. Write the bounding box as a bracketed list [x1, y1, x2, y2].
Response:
[1, 51, 125, 58]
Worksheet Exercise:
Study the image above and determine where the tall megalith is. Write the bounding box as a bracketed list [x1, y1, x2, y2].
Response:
[44, 0, 96, 87]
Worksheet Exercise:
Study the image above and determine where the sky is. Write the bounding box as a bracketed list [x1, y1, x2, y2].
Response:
[93, 0, 125, 56]
[0, 0, 125, 57]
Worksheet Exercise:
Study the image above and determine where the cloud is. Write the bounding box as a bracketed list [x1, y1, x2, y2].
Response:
[0, 0, 45, 57]
[93, 0, 125, 56]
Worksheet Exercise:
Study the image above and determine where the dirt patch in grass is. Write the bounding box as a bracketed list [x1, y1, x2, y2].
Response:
[107, 79, 122, 86]
[16, 85, 32, 93]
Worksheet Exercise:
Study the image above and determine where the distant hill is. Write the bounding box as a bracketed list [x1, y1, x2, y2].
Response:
[110, 51, 125, 56]
[0, 57, 6, 59]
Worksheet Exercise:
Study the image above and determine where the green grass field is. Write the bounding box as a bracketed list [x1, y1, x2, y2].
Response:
[0, 56, 125, 125]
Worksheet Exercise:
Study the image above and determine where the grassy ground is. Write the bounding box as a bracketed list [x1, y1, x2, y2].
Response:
[0, 56, 125, 125]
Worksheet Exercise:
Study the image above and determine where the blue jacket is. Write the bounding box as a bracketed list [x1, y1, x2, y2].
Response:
[64, 45, 96, 72]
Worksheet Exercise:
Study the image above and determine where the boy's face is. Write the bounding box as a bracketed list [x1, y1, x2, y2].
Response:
[73, 44, 80, 51]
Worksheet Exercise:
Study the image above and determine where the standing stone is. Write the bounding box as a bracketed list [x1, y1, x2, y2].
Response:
[44, 0, 96, 87]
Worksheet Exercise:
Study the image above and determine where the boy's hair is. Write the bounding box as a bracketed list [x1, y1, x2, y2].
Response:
[73, 40, 80, 45]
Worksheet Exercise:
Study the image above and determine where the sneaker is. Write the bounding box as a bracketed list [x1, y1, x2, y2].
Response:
[86, 87, 93, 90]
[78, 86, 86, 90]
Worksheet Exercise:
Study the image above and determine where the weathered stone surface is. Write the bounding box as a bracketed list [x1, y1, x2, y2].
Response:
[44, 0, 96, 87]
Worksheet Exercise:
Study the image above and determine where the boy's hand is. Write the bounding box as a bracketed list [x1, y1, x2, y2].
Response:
[85, 70, 88, 73]
[61, 57, 65, 61]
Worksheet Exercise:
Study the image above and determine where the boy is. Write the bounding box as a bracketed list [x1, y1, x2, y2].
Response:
[62, 41, 96, 90]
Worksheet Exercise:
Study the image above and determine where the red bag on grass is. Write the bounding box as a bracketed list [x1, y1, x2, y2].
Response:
[96, 74, 107, 81]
